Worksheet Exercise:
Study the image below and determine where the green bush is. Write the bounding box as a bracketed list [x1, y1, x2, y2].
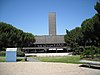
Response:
[80, 46, 96, 59]
[17, 50, 25, 57]
[0, 51, 5, 56]
[95, 47, 100, 58]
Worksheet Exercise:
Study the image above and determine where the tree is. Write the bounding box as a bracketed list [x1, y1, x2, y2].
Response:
[0, 22, 35, 49]
[94, 2, 100, 14]
[64, 27, 83, 54]
[81, 18, 94, 46]
[65, 27, 82, 45]
[64, 2, 100, 57]
[92, 14, 100, 46]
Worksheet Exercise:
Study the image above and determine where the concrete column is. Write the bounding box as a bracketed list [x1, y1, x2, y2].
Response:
[56, 48, 57, 53]
[35, 49, 37, 53]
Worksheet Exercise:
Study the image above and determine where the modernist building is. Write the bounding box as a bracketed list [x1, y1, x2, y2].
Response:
[49, 12, 56, 36]
[23, 12, 67, 53]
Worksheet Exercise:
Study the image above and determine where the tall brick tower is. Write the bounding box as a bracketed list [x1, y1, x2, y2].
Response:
[48, 12, 56, 36]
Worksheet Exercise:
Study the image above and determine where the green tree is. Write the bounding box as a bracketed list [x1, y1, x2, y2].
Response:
[0, 22, 35, 49]
[64, 27, 83, 54]
[94, 2, 100, 14]
[64, 2, 100, 57]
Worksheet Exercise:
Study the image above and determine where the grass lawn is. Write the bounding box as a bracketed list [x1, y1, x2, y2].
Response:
[0, 56, 25, 62]
[0, 57, 5, 62]
[17, 57, 25, 62]
[33, 55, 82, 64]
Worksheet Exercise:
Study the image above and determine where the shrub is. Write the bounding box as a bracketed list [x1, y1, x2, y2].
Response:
[0, 51, 5, 56]
[17, 50, 25, 57]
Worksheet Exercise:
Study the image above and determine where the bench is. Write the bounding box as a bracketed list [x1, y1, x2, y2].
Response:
[80, 60, 100, 67]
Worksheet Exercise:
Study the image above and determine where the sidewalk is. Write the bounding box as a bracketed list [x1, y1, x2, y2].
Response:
[27, 57, 40, 62]
[0, 62, 100, 75]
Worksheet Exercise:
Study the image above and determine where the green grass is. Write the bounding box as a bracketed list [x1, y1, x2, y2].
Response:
[33, 55, 82, 64]
[17, 57, 26, 62]
[0, 56, 25, 62]
[0, 57, 5, 62]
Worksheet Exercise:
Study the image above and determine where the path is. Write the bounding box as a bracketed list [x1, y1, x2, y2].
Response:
[27, 57, 40, 62]
[0, 62, 100, 75]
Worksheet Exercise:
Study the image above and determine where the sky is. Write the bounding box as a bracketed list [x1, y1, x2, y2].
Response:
[0, 0, 99, 35]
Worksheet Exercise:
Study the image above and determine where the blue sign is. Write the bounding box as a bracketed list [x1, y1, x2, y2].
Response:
[6, 48, 17, 62]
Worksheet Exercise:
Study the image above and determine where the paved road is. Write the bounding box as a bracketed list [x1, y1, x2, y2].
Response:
[0, 62, 100, 75]
[27, 57, 40, 62]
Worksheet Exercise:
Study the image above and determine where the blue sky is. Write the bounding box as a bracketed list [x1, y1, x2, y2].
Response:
[0, 0, 99, 35]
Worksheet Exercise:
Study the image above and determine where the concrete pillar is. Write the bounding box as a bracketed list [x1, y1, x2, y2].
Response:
[56, 48, 57, 53]
[35, 49, 37, 53]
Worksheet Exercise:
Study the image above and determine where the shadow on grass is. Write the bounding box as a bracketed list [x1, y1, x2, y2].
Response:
[17, 58, 26, 62]
[17, 59, 23, 61]
[79, 64, 100, 70]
